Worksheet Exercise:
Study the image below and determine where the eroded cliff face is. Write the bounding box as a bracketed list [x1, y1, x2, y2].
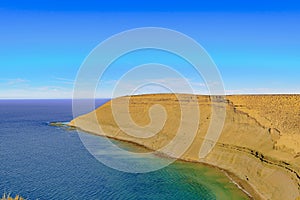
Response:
[70, 94, 300, 200]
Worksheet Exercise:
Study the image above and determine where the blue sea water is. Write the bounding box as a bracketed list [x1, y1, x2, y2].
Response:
[0, 99, 249, 200]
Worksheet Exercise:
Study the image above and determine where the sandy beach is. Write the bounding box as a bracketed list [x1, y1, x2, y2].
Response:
[70, 94, 300, 199]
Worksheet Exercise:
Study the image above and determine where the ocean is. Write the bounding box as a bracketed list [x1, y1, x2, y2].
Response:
[0, 99, 249, 200]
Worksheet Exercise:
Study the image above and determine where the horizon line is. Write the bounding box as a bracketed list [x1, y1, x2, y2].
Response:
[1, 92, 300, 100]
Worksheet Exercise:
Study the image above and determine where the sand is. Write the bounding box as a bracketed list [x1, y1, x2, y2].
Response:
[70, 94, 300, 200]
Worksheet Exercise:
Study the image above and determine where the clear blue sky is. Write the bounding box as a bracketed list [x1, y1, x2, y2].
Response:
[0, 0, 300, 98]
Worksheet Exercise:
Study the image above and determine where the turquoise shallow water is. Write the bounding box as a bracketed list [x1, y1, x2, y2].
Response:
[0, 99, 249, 199]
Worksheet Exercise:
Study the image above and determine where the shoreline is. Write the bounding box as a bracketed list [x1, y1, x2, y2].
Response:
[52, 122, 260, 199]
[66, 94, 300, 199]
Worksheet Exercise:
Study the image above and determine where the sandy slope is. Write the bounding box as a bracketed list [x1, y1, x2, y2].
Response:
[70, 94, 300, 200]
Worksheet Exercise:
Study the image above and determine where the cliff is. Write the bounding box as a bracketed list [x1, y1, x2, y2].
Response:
[70, 94, 300, 200]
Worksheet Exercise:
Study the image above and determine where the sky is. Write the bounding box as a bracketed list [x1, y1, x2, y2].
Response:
[0, 0, 300, 98]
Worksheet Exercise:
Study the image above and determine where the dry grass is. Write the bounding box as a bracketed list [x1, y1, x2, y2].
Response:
[1, 194, 24, 200]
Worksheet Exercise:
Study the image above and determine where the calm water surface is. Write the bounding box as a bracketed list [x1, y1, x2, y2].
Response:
[0, 100, 249, 200]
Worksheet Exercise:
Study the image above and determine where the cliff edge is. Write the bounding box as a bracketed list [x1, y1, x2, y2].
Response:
[70, 94, 300, 200]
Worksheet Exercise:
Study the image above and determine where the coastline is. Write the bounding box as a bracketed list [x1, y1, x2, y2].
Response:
[60, 123, 259, 199]
[68, 94, 300, 199]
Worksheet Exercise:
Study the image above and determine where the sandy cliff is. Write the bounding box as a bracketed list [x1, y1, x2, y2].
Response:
[70, 94, 300, 200]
